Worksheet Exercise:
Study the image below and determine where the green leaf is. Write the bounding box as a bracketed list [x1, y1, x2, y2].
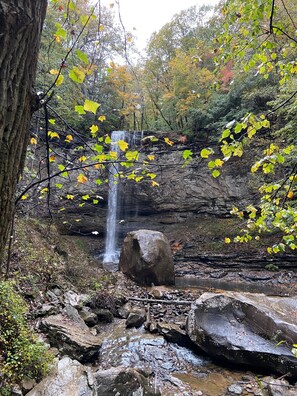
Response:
[55, 74, 64, 86]
[55, 25, 67, 40]
[201, 148, 214, 158]
[75, 105, 86, 115]
[182, 150, 193, 160]
[76, 49, 89, 64]
[69, 67, 85, 83]
[212, 169, 220, 178]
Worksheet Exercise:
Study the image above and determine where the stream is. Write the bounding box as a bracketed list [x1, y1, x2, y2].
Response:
[97, 319, 256, 396]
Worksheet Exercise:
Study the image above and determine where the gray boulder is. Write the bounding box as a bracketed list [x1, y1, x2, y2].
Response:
[186, 292, 297, 376]
[27, 357, 94, 396]
[119, 230, 175, 286]
[40, 314, 102, 363]
[94, 366, 160, 396]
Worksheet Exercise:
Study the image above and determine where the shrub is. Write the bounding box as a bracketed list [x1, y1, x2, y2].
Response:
[0, 280, 52, 394]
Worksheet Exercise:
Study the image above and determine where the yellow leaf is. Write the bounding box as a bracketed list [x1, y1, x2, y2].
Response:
[164, 137, 174, 146]
[90, 125, 99, 136]
[30, 137, 37, 145]
[50, 69, 59, 75]
[98, 115, 106, 122]
[84, 99, 100, 114]
[94, 163, 103, 169]
[49, 155, 56, 162]
[55, 36, 61, 43]
[152, 181, 159, 187]
[77, 174, 88, 184]
[65, 134, 73, 142]
[287, 191, 294, 199]
[48, 131, 60, 139]
[21, 195, 28, 200]
[147, 155, 155, 161]
[118, 140, 129, 152]
[79, 156, 87, 162]
[66, 194, 75, 200]
[55, 74, 64, 86]
[99, 25, 105, 31]
[224, 237, 231, 244]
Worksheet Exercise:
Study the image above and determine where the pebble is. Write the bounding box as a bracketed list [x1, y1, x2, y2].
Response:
[228, 383, 243, 395]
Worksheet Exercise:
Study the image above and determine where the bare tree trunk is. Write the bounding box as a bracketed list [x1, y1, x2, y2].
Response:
[0, 1, 47, 270]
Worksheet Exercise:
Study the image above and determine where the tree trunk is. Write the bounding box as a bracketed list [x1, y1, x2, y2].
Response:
[0, 1, 47, 270]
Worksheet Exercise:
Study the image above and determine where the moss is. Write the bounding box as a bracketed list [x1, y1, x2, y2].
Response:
[0, 281, 53, 394]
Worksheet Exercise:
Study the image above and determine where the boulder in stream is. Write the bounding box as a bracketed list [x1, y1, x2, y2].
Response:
[119, 230, 175, 286]
[186, 292, 297, 376]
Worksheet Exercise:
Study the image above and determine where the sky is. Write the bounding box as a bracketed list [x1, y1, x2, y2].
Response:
[101, 0, 220, 50]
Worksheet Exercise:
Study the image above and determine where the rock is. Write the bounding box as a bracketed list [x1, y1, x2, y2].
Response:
[126, 310, 146, 328]
[227, 383, 242, 394]
[95, 308, 114, 323]
[40, 314, 102, 363]
[156, 322, 192, 348]
[63, 304, 89, 330]
[117, 302, 132, 319]
[35, 303, 58, 317]
[94, 366, 160, 396]
[187, 292, 297, 376]
[119, 230, 175, 286]
[266, 378, 296, 396]
[79, 307, 98, 326]
[21, 377, 36, 392]
[63, 290, 81, 307]
[27, 357, 93, 396]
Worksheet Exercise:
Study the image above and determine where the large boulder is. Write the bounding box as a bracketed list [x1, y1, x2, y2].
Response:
[94, 366, 160, 396]
[40, 314, 102, 363]
[119, 230, 175, 286]
[186, 292, 297, 376]
[27, 357, 94, 396]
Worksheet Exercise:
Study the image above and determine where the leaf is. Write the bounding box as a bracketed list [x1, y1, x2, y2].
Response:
[55, 74, 64, 86]
[212, 169, 221, 178]
[118, 140, 129, 152]
[76, 49, 89, 64]
[49, 119, 56, 125]
[224, 237, 231, 244]
[164, 137, 174, 146]
[182, 150, 193, 160]
[84, 99, 100, 114]
[65, 134, 73, 142]
[50, 69, 59, 75]
[66, 194, 75, 200]
[152, 181, 159, 187]
[30, 137, 37, 145]
[147, 155, 155, 161]
[54, 25, 67, 40]
[48, 131, 60, 139]
[287, 191, 294, 199]
[69, 67, 85, 83]
[98, 115, 106, 122]
[90, 125, 99, 137]
[78, 156, 87, 162]
[77, 174, 88, 184]
[75, 105, 86, 115]
[201, 148, 214, 158]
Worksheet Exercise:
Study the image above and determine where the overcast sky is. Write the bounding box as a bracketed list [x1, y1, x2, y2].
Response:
[101, 0, 220, 50]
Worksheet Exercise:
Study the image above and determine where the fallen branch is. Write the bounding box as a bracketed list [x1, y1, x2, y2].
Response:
[128, 297, 193, 305]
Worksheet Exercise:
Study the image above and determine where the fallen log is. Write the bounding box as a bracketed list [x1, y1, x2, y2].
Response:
[128, 297, 192, 305]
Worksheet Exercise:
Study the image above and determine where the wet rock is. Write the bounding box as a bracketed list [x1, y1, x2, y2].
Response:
[94, 366, 160, 396]
[27, 357, 93, 396]
[63, 290, 81, 307]
[126, 310, 146, 328]
[187, 292, 297, 376]
[157, 322, 191, 347]
[79, 307, 98, 326]
[63, 304, 89, 330]
[96, 308, 114, 323]
[40, 314, 102, 363]
[119, 230, 175, 286]
[117, 302, 132, 319]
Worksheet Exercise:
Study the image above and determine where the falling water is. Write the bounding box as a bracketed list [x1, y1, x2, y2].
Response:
[103, 131, 126, 264]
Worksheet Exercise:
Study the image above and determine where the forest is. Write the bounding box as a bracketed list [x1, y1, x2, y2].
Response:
[0, 0, 297, 394]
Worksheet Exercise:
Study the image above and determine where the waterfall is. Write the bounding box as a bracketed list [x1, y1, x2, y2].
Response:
[103, 131, 126, 264]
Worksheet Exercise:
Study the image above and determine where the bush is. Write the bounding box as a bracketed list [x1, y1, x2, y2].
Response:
[0, 281, 52, 394]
